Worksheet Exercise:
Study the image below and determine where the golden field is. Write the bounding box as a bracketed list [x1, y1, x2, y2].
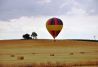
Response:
[0, 39, 98, 67]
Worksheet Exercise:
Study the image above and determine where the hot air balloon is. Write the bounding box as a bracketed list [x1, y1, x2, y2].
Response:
[46, 17, 63, 40]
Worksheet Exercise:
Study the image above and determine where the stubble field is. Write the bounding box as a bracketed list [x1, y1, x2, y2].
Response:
[0, 39, 98, 67]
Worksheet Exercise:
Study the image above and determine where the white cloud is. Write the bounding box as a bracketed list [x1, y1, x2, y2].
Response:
[59, 0, 98, 16]
[0, 0, 98, 20]
[66, 7, 87, 16]
[0, 0, 98, 40]
[89, 9, 96, 13]
[35, 0, 51, 4]
[58, 15, 98, 39]
[61, 0, 88, 16]
[0, 16, 98, 40]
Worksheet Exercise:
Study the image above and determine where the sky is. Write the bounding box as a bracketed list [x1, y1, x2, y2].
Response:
[0, 0, 98, 40]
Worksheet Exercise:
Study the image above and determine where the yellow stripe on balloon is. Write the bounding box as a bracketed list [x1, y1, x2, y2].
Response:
[46, 25, 63, 30]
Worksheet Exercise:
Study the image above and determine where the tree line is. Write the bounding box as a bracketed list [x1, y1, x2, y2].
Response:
[22, 32, 37, 40]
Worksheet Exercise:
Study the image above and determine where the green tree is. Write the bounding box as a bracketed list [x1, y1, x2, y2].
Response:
[31, 32, 38, 39]
[23, 33, 32, 40]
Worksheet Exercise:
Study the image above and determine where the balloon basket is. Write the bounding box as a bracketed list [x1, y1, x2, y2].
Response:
[54, 38, 56, 42]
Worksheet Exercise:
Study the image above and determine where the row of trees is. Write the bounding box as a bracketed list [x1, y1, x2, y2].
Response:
[22, 32, 38, 40]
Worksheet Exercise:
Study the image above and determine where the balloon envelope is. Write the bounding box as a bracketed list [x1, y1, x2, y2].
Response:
[46, 17, 63, 39]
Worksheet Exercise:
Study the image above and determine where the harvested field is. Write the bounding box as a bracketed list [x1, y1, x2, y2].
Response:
[0, 39, 98, 67]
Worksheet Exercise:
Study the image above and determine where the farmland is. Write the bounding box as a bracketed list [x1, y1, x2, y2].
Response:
[0, 39, 98, 67]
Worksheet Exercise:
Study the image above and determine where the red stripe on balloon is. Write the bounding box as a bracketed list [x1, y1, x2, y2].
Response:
[47, 19, 51, 25]
[50, 30, 60, 38]
[50, 30, 55, 38]
[54, 18, 58, 25]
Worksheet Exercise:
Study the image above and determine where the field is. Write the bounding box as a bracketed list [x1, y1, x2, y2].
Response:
[0, 39, 98, 67]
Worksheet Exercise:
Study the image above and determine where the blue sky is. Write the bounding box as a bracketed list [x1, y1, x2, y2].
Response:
[0, 0, 98, 40]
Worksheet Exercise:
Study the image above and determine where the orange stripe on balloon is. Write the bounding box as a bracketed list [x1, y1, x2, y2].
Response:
[46, 25, 63, 31]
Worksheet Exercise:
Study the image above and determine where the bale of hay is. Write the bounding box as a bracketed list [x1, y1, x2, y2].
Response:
[17, 56, 24, 60]
[80, 52, 85, 54]
[10, 54, 15, 57]
[50, 53, 54, 56]
[69, 52, 74, 55]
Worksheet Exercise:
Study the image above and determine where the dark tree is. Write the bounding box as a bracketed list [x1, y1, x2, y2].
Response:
[23, 33, 32, 40]
[31, 32, 38, 39]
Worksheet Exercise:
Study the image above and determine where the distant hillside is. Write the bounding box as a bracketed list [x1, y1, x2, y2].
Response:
[67, 39, 98, 42]
[0, 39, 98, 46]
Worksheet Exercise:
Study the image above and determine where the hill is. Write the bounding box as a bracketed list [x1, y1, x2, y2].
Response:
[0, 39, 98, 67]
[0, 39, 98, 46]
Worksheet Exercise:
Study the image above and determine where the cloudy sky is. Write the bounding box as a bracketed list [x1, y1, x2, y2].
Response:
[0, 0, 98, 40]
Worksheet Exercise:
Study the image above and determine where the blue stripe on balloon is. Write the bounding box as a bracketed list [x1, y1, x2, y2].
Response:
[58, 19, 63, 25]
